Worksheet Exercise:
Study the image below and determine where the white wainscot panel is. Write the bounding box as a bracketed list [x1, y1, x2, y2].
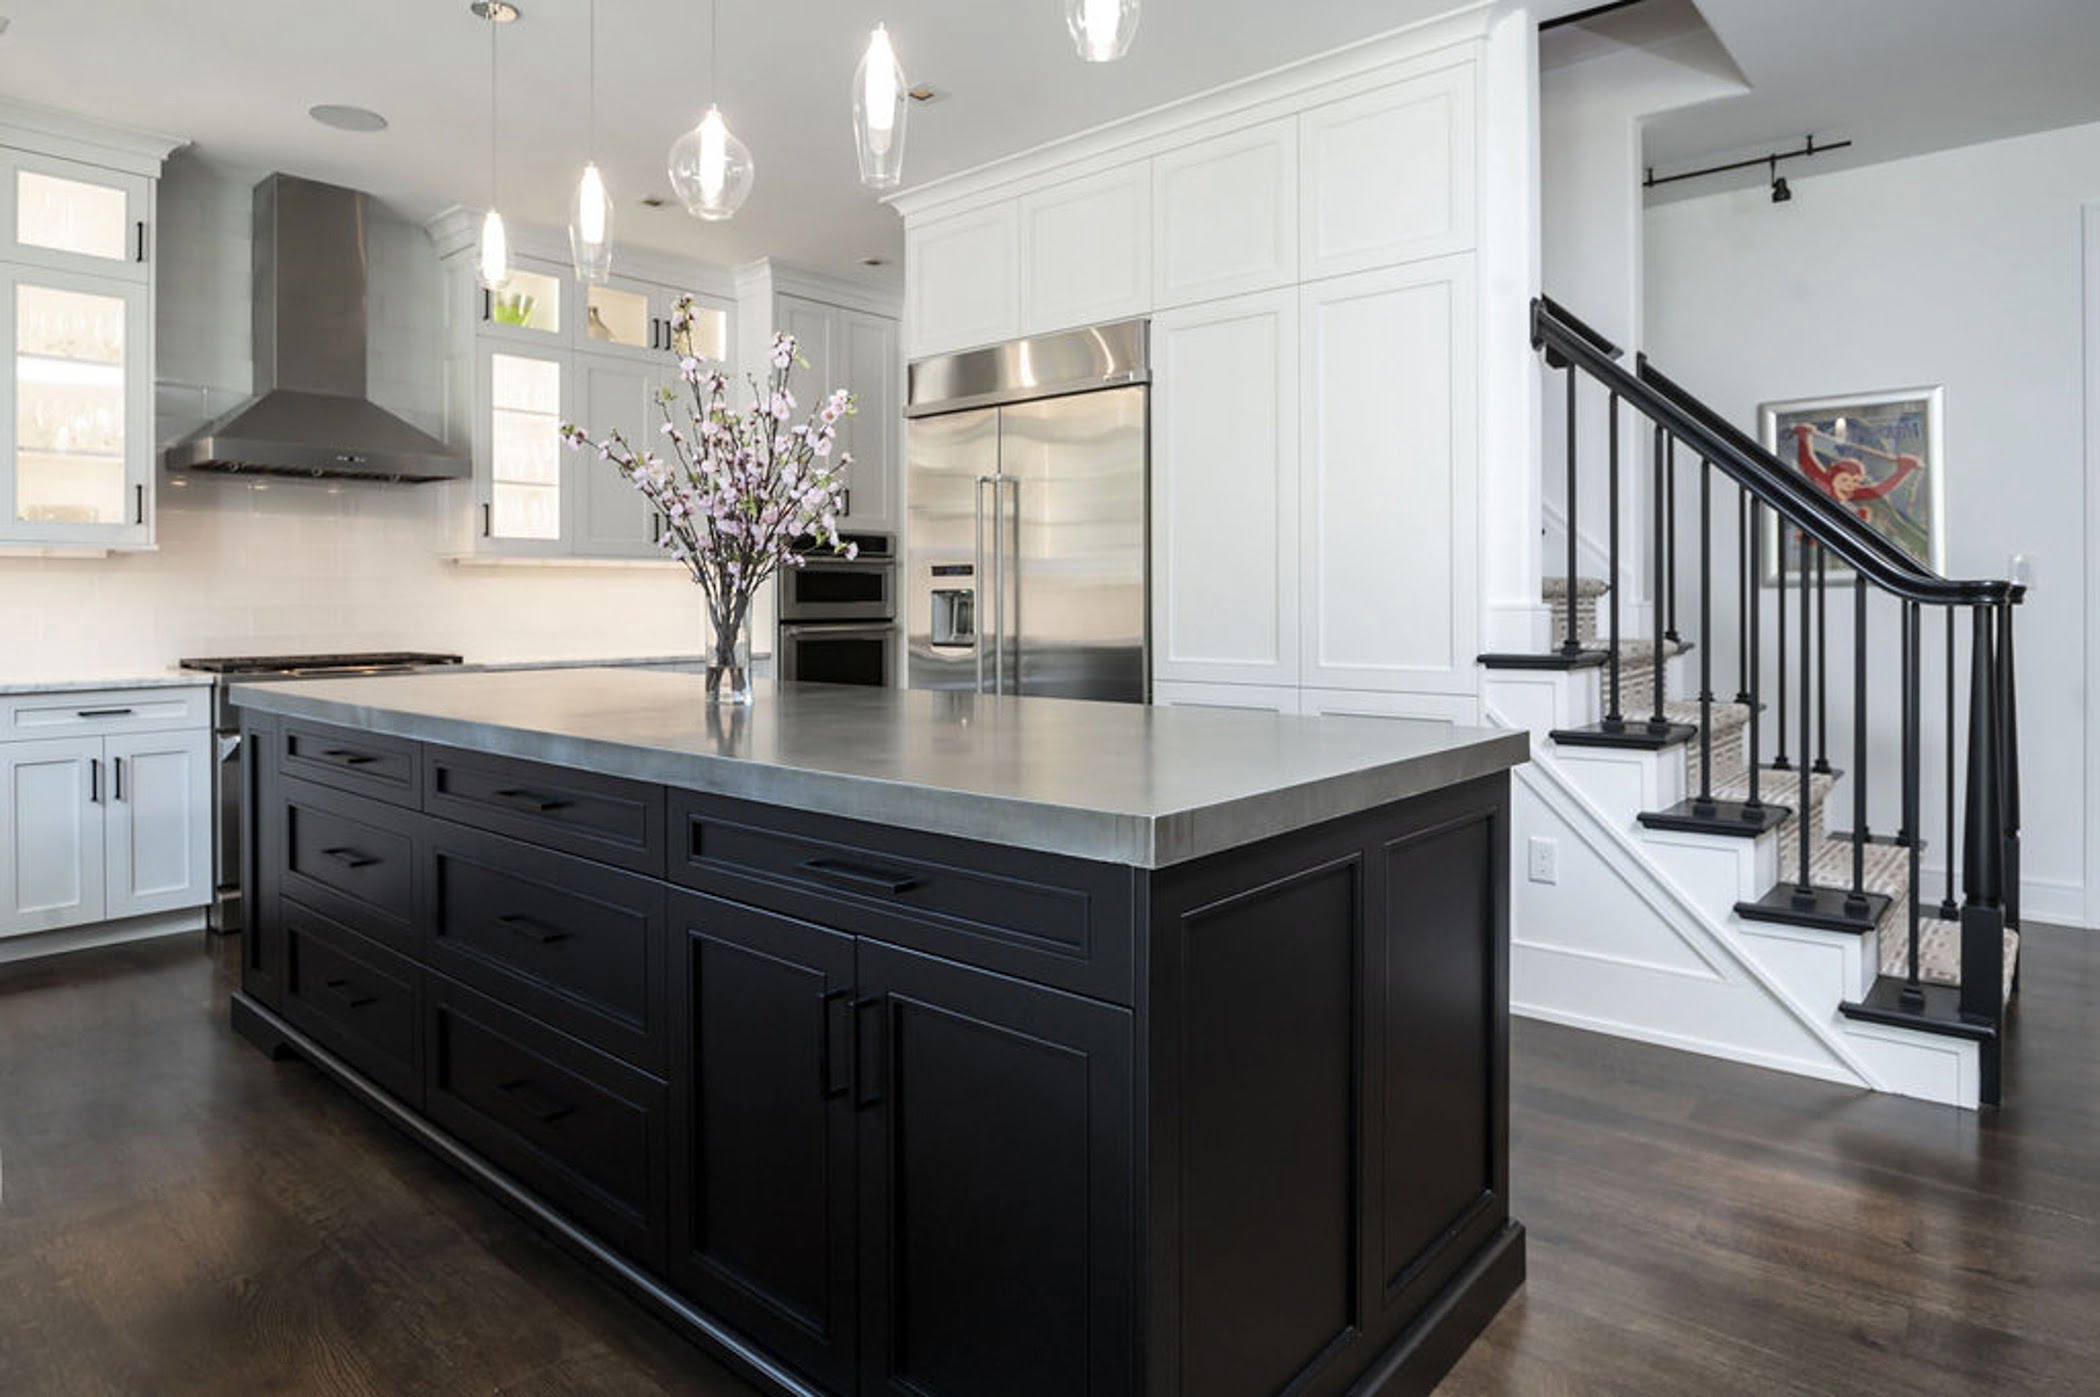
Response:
[1019, 165, 1152, 335]
[1152, 118, 1297, 308]
[1151, 680, 1301, 714]
[906, 202, 1020, 356]
[1300, 255, 1478, 693]
[1300, 61, 1477, 279]
[1301, 688, 1477, 727]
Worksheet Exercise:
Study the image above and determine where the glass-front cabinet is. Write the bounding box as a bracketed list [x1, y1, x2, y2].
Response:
[476, 345, 568, 554]
[582, 277, 731, 365]
[2, 151, 151, 283]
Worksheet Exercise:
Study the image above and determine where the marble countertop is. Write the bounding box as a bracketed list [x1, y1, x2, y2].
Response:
[231, 668, 1527, 868]
[0, 672, 207, 694]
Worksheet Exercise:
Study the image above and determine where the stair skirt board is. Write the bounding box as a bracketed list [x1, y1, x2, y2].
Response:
[1737, 884, 1893, 936]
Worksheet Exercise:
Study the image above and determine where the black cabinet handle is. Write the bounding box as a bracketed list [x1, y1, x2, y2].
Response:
[497, 912, 571, 946]
[820, 987, 853, 1100]
[483, 501, 493, 538]
[491, 787, 572, 813]
[797, 857, 922, 897]
[319, 748, 379, 767]
[113, 756, 125, 802]
[135, 483, 145, 524]
[322, 976, 378, 1009]
[853, 995, 887, 1109]
[498, 1077, 577, 1125]
[321, 847, 378, 869]
[649, 318, 661, 351]
[76, 707, 135, 719]
[482, 287, 493, 322]
[135, 220, 146, 263]
[88, 758, 101, 805]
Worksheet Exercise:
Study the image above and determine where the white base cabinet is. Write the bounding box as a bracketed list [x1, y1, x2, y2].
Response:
[0, 688, 210, 938]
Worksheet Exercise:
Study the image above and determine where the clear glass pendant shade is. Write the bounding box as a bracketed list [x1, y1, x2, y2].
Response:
[669, 105, 755, 221]
[1064, 0, 1139, 61]
[569, 161, 614, 282]
[477, 207, 510, 290]
[852, 23, 908, 190]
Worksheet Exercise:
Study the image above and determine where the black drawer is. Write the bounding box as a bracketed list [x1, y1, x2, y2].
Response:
[425, 976, 667, 1270]
[282, 778, 417, 952]
[669, 790, 1135, 1004]
[426, 748, 664, 876]
[280, 898, 421, 1106]
[280, 720, 421, 808]
[426, 822, 668, 1072]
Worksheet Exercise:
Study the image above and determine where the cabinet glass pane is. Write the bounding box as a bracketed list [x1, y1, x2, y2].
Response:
[680, 304, 729, 362]
[491, 268, 561, 335]
[586, 285, 650, 349]
[17, 170, 130, 262]
[16, 283, 127, 526]
[489, 353, 561, 539]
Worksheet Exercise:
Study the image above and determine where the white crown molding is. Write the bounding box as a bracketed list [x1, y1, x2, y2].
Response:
[0, 97, 186, 176]
[886, 2, 1492, 224]
[736, 257, 902, 319]
[423, 204, 739, 298]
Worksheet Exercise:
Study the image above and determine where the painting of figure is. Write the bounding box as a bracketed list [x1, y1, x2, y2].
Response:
[1758, 387, 1945, 583]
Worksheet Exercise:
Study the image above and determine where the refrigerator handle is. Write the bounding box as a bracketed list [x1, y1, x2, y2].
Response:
[1000, 475, 1020, 698]
[974, 474, 994, 695]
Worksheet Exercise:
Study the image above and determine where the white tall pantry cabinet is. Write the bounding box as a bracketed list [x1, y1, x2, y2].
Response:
[891, 23, 1493, 722]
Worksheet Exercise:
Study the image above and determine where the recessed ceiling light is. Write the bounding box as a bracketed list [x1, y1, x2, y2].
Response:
[309, 104, 389, 133]
[0, 18, 12, 36]
[468, 1, 520, 21]
[640, 195, 669, 209]
[908, 86, 938, 104]
[861, 257, 888, 267]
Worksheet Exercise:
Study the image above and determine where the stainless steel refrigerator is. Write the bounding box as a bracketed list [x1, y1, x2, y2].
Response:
[905, 319, 1148, 703]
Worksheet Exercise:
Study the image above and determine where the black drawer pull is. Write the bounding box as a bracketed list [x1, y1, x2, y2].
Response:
[798, 857, 923, 897]
[497, 1077, 578, 1125]
[319, 748, 379, 767]
[322, 976, 379, 1009]
[497, 912, 572, 946]
[75, 707, 136, 719]
[492, 787, 573, 813]
[321, 847, 379, 870]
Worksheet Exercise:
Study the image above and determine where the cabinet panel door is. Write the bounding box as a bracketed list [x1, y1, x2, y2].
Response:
[1154, 119, 1297, 307]
[1019, 165, 1152, 335]
[777, 294, 837, 394]
[572, 355, 661, 559]
[1152, 290, 1299, 688]
[103, 727, 210, 920]
[906, 203, 1020, 356]
[668, 893, 857, 1395]
[1300, 256, 1477, 694]
[476, 344, 568, 554]
[839, 311, 898, 528]
[1300, 63, 1476, 280]
[0, 736, 104, 935]
[1, 152, 151, 282]
[858, 939, 1134, 1397]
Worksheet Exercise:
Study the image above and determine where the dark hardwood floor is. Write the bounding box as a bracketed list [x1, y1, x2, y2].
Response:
[1, 924, 2094, 1395]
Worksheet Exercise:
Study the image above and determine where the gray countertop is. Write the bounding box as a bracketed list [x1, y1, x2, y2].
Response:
[0, 672, 208, 695]
[231, 669, 1528, 868]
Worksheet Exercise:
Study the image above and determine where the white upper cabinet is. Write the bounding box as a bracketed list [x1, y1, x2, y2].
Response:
[1299, 254, 1477, 694]
[1299, 62, 1477, 281]
[1018, 166, 1151, 335]
[838, 311, 898, 529]
[1, 151, 152, 283]
[1151, 289, 1299, 688]
[1153, 119, 1297, 308]
[906, 203, 1019, 356]
[474, 343, 569, 556]
[571, 355, 663, 560]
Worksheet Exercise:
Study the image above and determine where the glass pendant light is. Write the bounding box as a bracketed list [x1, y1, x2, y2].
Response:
[1065, 0, 1139, 62]
[668, 0, 755, 221]
[478, 2, 510, 290]
[569, 0, 614, 281]
[853, 23, 908, 191]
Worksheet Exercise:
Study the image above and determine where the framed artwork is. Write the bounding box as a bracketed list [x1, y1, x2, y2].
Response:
[1757, 386, 1945, 584]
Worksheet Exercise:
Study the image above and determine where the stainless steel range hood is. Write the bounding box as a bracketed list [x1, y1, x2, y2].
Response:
[161, 175, 467, 483]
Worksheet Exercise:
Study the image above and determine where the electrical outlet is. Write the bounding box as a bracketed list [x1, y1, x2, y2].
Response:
[1527, 836, 1558, 885]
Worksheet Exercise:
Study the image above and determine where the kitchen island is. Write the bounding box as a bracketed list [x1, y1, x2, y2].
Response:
[229, 668, 1529, 1397]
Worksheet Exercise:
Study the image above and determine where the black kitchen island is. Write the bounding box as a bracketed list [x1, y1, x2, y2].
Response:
[228, 668, 1529, 1397]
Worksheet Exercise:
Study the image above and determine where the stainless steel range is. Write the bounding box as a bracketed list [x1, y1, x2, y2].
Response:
[178, 652, 464, 932]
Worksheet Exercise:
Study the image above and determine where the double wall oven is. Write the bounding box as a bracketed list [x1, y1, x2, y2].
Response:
[776, 532, 898, 688]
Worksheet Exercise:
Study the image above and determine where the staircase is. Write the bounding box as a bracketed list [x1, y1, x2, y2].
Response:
[1485, 299, 2023, 1109]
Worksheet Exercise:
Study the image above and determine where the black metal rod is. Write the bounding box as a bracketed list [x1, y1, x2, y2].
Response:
[1665, 443, 1681, 643]
[1744, 498, 1763, 817]
[1845, 583, 1870, 915]
[1794, 539, 1814, 899]
[1775, 522, 1790, 770]
[1650, 424, 1669, 732]
[1605, 393, 1623, 727]
[1813, 547, 1831, 773]
[1902, 602, 1924, 1006]
[1562, 366, 1583, 656]
[1898, 599, 1912, 848]
[1642, 134, 1855, 190]
[1735, 491, 1751, 704]
[1696, 459, 1715, 813]
[1941, 607, 1958, 919]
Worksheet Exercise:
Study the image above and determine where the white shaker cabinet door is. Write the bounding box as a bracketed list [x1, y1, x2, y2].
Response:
[103, 728, 210, 921]
[572, 355, 662, 559]
[1018, 165, 1151, 336]
[1299, 61, 1477, 280]
[1299, 255, 1477, 695]
[906, 203, 1020, 357]
[1150, 289, 1299, 688]
[0, 736, 105, 936]
[1153, 119, 1297, 308]
[839, 311, 899, 529]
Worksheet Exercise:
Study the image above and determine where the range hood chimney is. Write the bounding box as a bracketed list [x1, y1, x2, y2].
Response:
[161, 174, 468, 483]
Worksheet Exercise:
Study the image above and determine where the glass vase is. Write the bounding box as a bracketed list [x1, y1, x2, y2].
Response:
[706, 606, 754, 706]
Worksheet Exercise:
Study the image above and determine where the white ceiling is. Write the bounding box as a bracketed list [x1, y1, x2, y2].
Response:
[0, 0, 1474, 284]
[1636, 0, 2100, 198]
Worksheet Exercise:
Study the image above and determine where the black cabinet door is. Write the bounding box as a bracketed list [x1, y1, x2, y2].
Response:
[668, 893, 858, 1395]
[856, 940, 1135, 1397]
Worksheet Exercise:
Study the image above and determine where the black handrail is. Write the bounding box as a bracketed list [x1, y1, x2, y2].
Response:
[1531, 300, 2017, 606]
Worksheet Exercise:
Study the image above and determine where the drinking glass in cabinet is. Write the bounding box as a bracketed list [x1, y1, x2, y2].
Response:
[16, 170, 131, 263]
[15, 282, 128, 526]
[489, 353, 562, 541]
[491, 268, 561, 335]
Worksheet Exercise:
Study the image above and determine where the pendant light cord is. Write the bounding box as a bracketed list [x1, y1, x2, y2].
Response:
[587, 0, 597, 159]
[709, 0, 719, 106]
[488, 6, 498, 207]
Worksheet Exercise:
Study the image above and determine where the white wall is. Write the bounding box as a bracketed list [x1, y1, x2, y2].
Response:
[1646, 121, 2098, 927]
[0, 153, 703, 681]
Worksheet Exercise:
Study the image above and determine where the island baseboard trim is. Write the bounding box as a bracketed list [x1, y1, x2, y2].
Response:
[1344, 1220, 1526, 1397]
[227, 992, 824, 1397]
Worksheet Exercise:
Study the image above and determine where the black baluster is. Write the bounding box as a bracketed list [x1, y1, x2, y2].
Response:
[1665, 449, 1681, 644]
[1791, 538, 1816, 906]
[1743, 499, 1763, 820]
[1813, 546, 1831, 774]
[1695, 459, 1716, 816]
[1844, 583, 1871, 919]
[1959, 605, 2005, 1030]
[1735, 490, 1751, 705]
[2000, 598, 2020, 935]
[1649, 426, 1669, 734]
[1940, 606, 1959, 919]
[1901, 601, 1924, 1009]
[1898, 604, 1913, 849]
[1603, 393, 1623, 729]
[1774, 518, 1790, 771]
[1561, 366, 1583, 656]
